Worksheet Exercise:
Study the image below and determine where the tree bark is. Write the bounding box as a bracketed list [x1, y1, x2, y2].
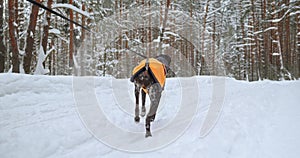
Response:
[262, 0, 269, 79]
[81, 4, 85, 42]
[270, 1, 277, 79]
[8, 0, 19, 73]
[42, 0, 53, 69]
[201, 0, 211, 75]
[201, 0, 210, 57]
[297, 11, 300, 78]
[158, 0, 170, 48]
[212, 13, 216, 75]
[251, 0, 260, 80]
[284, 0, 290, 73]
[240, 0, 248, 80]
[14, 0, 19, 37]
[0, 0, 6, 72]
[23, 0, 41, 74]
[69, 0, 74, 68]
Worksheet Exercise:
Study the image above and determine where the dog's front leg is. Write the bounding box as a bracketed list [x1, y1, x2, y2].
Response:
[134, 84, 140, 123]
[145, 83, 162, 137]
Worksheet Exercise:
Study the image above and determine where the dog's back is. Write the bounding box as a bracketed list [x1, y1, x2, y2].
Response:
[131, 55, 171, 91]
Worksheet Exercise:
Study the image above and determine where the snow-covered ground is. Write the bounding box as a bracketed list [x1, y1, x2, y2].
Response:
[0, 73, 300, 158]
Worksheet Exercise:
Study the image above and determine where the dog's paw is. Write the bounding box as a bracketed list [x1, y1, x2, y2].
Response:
[140, 113, 146, 117]
[134, 116, 140, 123]
[140, 107, 146, 117]
[145, 131, 152, 138]
[140, 111, 146, 117]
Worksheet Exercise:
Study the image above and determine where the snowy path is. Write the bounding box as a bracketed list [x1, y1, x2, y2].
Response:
[0, 74, 300, 158]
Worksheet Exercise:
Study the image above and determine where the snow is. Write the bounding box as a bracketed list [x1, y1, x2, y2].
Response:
[153, 36, 161, 43]
[268, 9, 291, 23]
[264, 27, 278, 32]
[52, 4, 91, 19]
[0, 74, 300, 157]
[290, 10, 300, 16]
[34, 45, 54, 75]
[162, 43, 170, 48]
[19, 50, 25, 56]
[49, 28, 61, 35]
[13, 22, 18, 27]
[164, 31, 179, 37]
[30, 31, 34, 38]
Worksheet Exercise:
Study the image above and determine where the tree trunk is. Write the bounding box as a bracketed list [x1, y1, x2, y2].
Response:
[250, 0, 255, 81]
[158, 0, 170, 61]
[163, 0, 171, 29]
[23, 0, 41, 74]
[200, 0, 211, 75]
[8, 0, 19, 73]
[201, 0, 210, 68]
[212, 13, 216, 75]
[190, 0, 196, 69]
[14, 0, 19, 37]
[297, 11, 300, 78]
[81, 4, 85, 42]
[42, 0, 53, 69]
[284, 0, 290, 75]
[270, 1, 277, 79]
[80, 3, 86, 76]
[262, 0, 269, 79]
[69, 0, 74, 68]
[240, 0, 248, 81]
[0, 0, 6, 72]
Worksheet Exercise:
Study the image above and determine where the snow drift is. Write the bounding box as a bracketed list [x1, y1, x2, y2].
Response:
[0, 73, 300, 158]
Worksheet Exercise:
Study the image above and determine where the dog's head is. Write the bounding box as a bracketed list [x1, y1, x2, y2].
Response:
[155, 54, 171, 69]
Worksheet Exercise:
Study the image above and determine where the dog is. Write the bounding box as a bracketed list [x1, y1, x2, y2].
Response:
[130, 54, 171, 137]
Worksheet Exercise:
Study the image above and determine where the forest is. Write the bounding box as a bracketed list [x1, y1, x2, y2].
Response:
[0, 0, 299, 81]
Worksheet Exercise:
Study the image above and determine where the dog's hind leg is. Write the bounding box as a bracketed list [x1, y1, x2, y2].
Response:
[145, 83, 162, 137]
[134, 84, 140, 123]
[141, 89, 146, 117]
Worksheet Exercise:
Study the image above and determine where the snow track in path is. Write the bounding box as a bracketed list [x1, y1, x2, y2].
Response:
[74, 76, 199, 152]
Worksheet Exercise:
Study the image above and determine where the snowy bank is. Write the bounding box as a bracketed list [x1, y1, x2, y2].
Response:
[0, 74, 300, 158]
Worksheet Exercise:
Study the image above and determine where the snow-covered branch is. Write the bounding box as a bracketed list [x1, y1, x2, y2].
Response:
[52, 3, 91, 18]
